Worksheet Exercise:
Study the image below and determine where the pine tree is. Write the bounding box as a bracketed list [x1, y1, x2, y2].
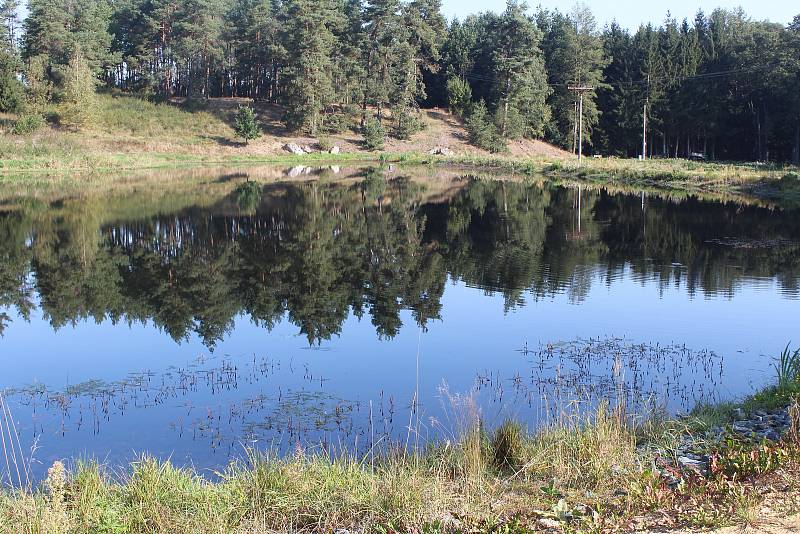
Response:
[22, 0, 116, 83]
[0, 45, 22, 112]
[538, 4, 606, 151]
[174, 0, 225, 97]
[492, 0, 550, 139]
[788, 16, 800, 164]
[281, 0, 340, 135]
[1, 0, 20, 50]
[362, 0, 400, 124]
[234, 105, 260, 144]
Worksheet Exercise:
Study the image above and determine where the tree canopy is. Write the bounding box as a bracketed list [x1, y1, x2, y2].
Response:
[4, 1, 800, 160]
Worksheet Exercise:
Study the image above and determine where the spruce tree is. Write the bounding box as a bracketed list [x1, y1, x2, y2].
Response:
[467, 99, 505, 152]
[446, 76, 472, 118]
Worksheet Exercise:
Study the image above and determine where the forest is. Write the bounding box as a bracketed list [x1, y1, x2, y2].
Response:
[1, 0, 799, 162]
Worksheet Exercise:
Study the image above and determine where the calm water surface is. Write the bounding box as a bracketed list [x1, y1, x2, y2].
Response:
[1, 166, 798, 478]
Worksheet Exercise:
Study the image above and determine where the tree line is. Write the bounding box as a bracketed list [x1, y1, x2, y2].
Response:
[1, 0, 799, 161]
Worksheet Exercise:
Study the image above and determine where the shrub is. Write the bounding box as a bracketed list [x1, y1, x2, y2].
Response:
[234, 105, 261, 145]
[12, 114, 45, 135]
[321, 111, 353, 134]
[317, 136, 334, 152]
[446, 76, 472, 118]
[466, 100, 506, 153]
[392, 107, 424, 140]
[362, 118, 386, 151]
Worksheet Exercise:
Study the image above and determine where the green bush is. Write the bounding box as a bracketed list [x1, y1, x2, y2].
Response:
[466, 100, 506, 153]
[392, 107, 424, 140]
[317, 136, 334, 152]
[321, 110, 354, 134]
[12, 114, 46, 135]
[362, 118, 386, 151]
[234, 105, 261, 145]
[446, 76, 472, 118]
[497, 106, 526, 140]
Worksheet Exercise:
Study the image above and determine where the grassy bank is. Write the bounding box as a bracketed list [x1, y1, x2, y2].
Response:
[2, 94, 799, 206]
[2, 349, 799, 534]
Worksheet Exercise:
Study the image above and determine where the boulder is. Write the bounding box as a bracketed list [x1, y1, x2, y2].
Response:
[428, 146, 454, 156]
[329, 146, 341, 154]
[284, 143, 306, 155]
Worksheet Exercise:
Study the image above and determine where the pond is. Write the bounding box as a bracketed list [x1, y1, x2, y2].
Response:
[1, 165, 798, 479]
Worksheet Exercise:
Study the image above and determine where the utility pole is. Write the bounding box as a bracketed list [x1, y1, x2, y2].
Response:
[642, 74, 650, 160]
[568, 86, 594, 163]
[642, 101, 647, 160]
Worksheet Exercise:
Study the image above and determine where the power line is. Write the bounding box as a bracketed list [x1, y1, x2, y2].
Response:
[456, 61, 776, 90]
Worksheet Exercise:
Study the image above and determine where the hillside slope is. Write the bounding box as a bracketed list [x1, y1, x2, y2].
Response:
[1, 94, 571, 163]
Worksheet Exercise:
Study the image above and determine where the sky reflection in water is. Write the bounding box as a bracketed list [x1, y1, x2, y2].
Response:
[0, 167, 798, 478]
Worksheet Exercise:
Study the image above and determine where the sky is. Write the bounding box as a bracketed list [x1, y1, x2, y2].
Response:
[441, 1, 799, 29]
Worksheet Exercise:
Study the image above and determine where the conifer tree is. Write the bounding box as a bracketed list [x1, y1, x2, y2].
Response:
[0, 45, 22, 112]
[362, 0, 400, 124]
[1, 0, 20, 50]
[281, 0, 340, 135]
[492, 0, 550, 139]
[22, 0, 116, 82]
[234, 105, 260, 144]
[538, 4, 606, 150]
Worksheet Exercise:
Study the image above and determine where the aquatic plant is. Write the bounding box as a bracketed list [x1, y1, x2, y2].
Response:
[775, 344, 800, 392]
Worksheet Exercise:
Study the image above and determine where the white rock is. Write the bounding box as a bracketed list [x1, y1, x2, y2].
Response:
[329, 146, 341, 154]
[429, 146, 454, 156]
[284, 143, 305, 155]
